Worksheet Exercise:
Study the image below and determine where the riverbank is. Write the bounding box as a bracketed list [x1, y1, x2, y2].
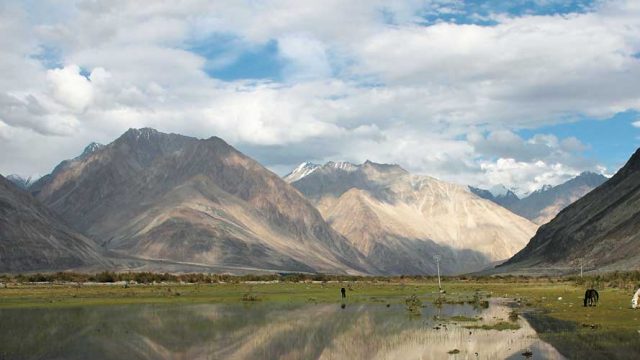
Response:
[1, 280, 638, 329]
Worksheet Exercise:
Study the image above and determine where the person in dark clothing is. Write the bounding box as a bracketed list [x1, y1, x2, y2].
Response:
[341, 287, 346, 299]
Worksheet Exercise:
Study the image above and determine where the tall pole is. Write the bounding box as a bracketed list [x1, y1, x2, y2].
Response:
[434, 255, 442, 291]
[580, 259, 583, 278]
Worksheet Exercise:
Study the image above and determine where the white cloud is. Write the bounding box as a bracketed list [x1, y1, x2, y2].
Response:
[480, 158, 583, 196]
[0, 0, 636, 189]
[46, 65, 94, 111]
[278, 34, 332, 81]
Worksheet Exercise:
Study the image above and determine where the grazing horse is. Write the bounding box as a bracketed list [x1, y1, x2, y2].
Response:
[584, 289, 599, 307]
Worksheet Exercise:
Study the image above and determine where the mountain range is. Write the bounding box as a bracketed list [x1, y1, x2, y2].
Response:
[2, 127, 635, 276]
[0, 174, 107, 272]
[284, 161, 537, 274]
[26, 128, 373, 275]
[5, 174, 36, 190]
[470, 172, 607, 225]
[497, 148, 640, 274]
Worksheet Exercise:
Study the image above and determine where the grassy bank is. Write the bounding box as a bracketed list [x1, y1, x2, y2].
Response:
[1, 278, 639, 329]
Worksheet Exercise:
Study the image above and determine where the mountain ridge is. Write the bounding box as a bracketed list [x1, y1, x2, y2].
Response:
[0, 174, 108, 272]
[31, 128, 375, 274]
[287, 160, 538, 274]
[497, 148, 640, 273]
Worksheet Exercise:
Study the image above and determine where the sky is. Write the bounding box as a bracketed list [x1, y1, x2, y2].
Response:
[1, 0, 640, 195]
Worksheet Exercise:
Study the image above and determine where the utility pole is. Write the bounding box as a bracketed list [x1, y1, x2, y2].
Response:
[580, 259, 583, 278]
[434, 255, 442, 292]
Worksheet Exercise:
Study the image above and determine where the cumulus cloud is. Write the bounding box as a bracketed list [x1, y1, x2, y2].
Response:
[480, 158, 582, 196]
[0, 0, 638, 190]
[46, 65, 94, 111]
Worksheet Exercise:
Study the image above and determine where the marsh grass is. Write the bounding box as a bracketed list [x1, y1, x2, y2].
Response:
[508, 310, 519, 321]
[449, 315, 479, 322]
[405, 294, 422, 315]
[465, 321, 521, 331]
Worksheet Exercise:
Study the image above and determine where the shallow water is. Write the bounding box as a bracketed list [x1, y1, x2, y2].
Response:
[0, 300, 564, 360]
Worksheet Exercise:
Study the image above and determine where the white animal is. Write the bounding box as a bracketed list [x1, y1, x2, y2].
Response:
[632, 288, 640, 309]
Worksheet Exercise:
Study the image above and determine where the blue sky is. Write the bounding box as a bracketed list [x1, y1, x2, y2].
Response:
[519, 111, 640, 172]
[1, 0, 640, 193]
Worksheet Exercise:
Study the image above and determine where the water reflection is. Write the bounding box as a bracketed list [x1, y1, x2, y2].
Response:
[0, 301, 564, 359]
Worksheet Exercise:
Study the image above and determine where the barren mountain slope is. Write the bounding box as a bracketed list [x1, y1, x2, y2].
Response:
[508, 172, 607, 225]
[34, 128, 373, 274]
[499, 148, 640, 273]
[0, 175, 107, 272]
[287, 161, 538, 274]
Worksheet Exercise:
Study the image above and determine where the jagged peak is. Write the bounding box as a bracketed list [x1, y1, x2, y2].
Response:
[6, 174, 27, 182]
[80, 142, 104, 158]
[324, 161, 358, 171]
[536, 184, 553, 193]
[296, 161, 321, 170]
[283, 162, 322, 183]
[362, 160, 407, 173]
[121, 127, 161, 140]
[488, 184, 510, 197]
[5, 174, 35, 190]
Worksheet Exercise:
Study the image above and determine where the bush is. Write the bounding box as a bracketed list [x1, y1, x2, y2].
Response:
[405, 294, 422, 315]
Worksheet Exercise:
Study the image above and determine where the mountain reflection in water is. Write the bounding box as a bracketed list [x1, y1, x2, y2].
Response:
[0, 301, 564, 359]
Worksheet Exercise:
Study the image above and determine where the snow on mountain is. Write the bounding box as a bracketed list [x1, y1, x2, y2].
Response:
[5, 174, 36, 190]
[287, 160, 537, 275]
[475, 172, 608, 225]
[283, 162, 321, 183]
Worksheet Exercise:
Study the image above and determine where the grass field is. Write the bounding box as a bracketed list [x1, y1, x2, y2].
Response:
[1, 279, 639, 331]
[2, 279, 640, 358]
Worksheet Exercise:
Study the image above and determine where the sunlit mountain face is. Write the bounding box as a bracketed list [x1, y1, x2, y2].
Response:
[286, 160, 537, 274]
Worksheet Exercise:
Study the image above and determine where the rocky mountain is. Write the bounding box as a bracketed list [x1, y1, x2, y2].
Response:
[0, 174, 107, 272]
[5, 174, 36, 190]
[472, 172, 607, 225]
[32, 128, 372, 274]
[469, 185, 520, 208]
[29, 142, 104, 196]
[498, 148, 640, 273]
[286, 161, 538, 274]
[508, 172, 607, 224]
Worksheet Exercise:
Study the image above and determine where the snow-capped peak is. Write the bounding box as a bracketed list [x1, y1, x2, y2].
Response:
[80, 142, 104, 158]
[535, 184, 553, 193]
[6, 174, 36, 189]
[488, 184, 510, 198]
[325, 161, 357, 171]
[283, 162, 321, 183]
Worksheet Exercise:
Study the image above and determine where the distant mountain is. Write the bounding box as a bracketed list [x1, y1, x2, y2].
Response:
[469, 185, 520, 208]
[5, 174, 36, 190]
[471, 172, 607, 225]
[33, 128, 372, 274]
[0, 174, 107, 272]
[508, 172, 607, 224]
[286, 160, 538, 275]
[498, 148, 640, 273]
[283, 162, 321, 183]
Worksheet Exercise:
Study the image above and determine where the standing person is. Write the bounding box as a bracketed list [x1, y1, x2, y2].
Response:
[341, 287, 346, 299]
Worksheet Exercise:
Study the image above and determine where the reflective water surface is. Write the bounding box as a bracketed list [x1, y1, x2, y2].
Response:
[0, 300, 564, 359]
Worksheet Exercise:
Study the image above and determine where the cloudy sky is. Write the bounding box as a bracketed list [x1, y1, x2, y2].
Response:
[1, 0, 639, 194]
